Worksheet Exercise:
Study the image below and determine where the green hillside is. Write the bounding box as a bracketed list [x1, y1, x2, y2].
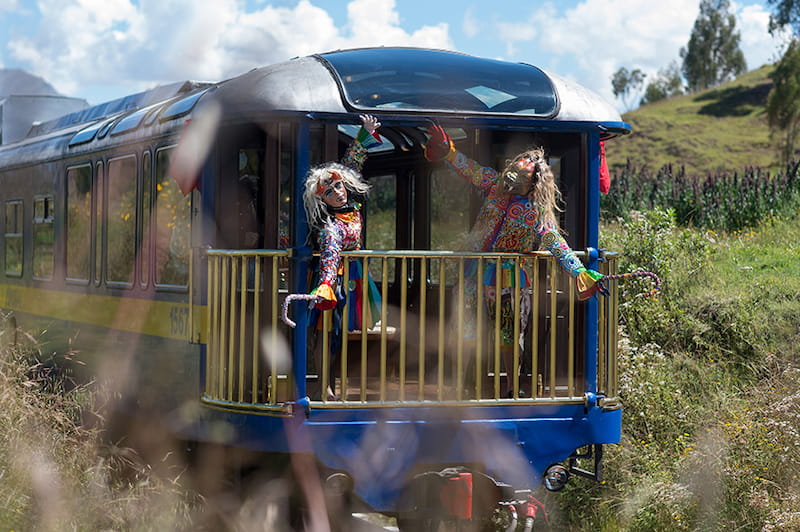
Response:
[606, 64, 778, 176]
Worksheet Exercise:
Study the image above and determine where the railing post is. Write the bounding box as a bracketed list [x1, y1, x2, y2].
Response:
[608, 254, 620, 399]
[291, 122, 311, 404]
[207, 254, 217, 398]
[585, 132, 602, 395]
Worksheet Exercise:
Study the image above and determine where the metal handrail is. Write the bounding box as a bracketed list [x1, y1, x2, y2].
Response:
[202, 249, 620, 409]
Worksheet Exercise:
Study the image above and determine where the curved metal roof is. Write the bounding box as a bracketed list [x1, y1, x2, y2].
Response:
[6, 47, 628, 152]
[213, 47, 624, 126]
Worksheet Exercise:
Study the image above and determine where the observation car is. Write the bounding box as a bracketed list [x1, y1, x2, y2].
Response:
[0, 47, 630, 529]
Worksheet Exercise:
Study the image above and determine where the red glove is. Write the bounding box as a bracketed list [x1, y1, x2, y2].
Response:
[424, 125, 453, 161]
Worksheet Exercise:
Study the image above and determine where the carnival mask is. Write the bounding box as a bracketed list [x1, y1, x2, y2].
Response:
[318, 171, 348, 207]
[502, 155, 539, 195]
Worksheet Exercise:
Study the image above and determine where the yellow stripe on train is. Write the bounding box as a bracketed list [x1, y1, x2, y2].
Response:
[0, 284, 206, 343]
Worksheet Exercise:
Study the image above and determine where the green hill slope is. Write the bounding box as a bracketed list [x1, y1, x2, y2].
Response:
[606, 64, 778, 176]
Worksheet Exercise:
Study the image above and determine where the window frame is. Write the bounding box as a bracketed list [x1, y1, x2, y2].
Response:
[65, 163, 93, 285]
[4, 199, 24, 278]
[153, 144, 191, 292]
[32, 194, 55, 281]
[139, 150, 153, 289]
[105, 153, 138, 289]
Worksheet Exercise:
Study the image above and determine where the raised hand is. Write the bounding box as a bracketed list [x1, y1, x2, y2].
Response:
[424, 124, 453, 161]
[359, 114, 381, 134]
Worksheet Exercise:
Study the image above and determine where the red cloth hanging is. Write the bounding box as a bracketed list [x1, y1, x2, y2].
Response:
[599, 141, 610, 194]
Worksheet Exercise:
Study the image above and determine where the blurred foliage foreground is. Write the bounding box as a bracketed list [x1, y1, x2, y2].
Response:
[550, 208, 800, 531]
[3, 195, 800, 530]
[0, 327, 200, 531]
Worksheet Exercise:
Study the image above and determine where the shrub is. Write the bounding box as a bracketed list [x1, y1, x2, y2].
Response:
[552, 212, 800, 531]
[602, 161, 800, 233]
[601, 207, 711, 349]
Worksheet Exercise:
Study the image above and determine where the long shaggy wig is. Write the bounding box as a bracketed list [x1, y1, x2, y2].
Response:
[303, 162, 371, 230]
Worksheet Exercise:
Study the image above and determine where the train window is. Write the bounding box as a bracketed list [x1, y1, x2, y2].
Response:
[94, 161, 104, 285]
[365, 173, 397, 283]
[66, 165, 92, 282]
[69, 119, 105, 146]
[430, 167, 472, 251]
[4, 200, 23, 277]
[140, 151, 152, 287]
[33, 195, 54, 280]
[549, 156, 562, 190]
[278, 123, 293, 250]
[238, 148, 264, 248]
[365, 174, 397, 249]
[319, 48, 557, 116]
[160, 89, 207, 122]
[96, 120, 117, 140]
[106, 155, 137, 286]
[154, 147, 190, 288]
[426, 167, 473, 286]
[143, 103, 168, 127]
[110, 104, 160, 136]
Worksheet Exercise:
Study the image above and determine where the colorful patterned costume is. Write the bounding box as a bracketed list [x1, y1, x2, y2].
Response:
[441, 146, 591, 346]
[308, 127, 382, 357]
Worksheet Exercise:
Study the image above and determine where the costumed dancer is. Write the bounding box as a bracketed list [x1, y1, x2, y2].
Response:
[303, 114, 383, 400]
[424, 125, 606, 395]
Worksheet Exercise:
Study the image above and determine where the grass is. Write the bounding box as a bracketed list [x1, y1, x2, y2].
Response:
[608, 65, 779, 176]
[0, 327, 198, 531]
[547, 210, 800, 531]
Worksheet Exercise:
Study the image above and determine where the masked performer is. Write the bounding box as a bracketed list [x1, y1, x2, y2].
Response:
[424, 125, 605, 395]
[303, 115, 383, 399]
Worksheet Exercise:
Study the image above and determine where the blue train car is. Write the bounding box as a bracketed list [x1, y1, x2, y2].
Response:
[0, 47, 629, 528]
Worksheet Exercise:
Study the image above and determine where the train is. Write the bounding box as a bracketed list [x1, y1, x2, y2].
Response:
[0, 47, 630, 529]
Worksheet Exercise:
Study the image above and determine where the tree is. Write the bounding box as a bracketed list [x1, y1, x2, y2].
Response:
[767, 0, 800, 35]
[680, 0, 747, 92]
[611, 67, 646, 111]
[766, 39, 800, 163]
[640, 61, 685, 105]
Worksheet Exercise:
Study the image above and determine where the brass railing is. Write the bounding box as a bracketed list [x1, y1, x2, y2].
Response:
[205, 250, 288, 405]
[203, 249, 620, 409]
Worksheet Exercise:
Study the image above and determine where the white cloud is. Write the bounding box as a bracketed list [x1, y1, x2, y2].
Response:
[225, 0, 340, 66]
[0, 0, 19, 12]
[462, 5, 480, 39]
[7, 0, 453, 103]
[495, 18, 539, 57]
[543, 0, 696, 102]
[345, 0, 451, 49]
[737, 3, 790, 68]
[8, 0, 144, 95]
[5, 0, 781, 108]
[493, 0, 785, 111]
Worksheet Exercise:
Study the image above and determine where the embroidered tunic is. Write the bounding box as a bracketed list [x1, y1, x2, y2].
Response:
[310, 128, 378, 306]
[441, 146, 601, 346]
[315, 208, 363, 291]
[444, 149, 585, 277]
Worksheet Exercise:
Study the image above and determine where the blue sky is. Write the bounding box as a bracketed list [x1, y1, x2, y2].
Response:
[0, 0, 790, 111]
